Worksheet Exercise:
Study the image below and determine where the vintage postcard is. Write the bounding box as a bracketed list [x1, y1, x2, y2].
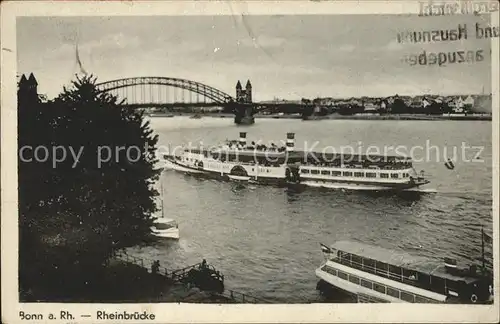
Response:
[1, 0, 499, 323]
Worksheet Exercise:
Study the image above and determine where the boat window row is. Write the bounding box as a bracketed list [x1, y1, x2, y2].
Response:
[301, 169, 411, 179]
[210, 154, 284, 167]
[321, 265, 439, 303]
[184, 157, 195, 162]
[302, 163, 412, 171]
[182, 150, 210, 158]
[251, 167, 271, 173]
[300, 158, 413, 170]
[206, 162, 232, 170]
[185, 149, 204, 155]
[334, 251, 459, 296]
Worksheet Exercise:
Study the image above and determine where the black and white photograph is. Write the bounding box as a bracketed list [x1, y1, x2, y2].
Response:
[1, 0, 499, 323]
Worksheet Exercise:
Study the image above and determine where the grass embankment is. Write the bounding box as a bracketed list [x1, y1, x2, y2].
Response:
[20, 259, 232, 303]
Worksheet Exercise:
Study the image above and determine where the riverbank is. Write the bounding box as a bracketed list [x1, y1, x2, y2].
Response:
[301, 114, 492, 121]
[148, 112, 492, 121]
[20, 257, 233, 303]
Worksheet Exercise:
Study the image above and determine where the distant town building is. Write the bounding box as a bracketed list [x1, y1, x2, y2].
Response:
[348, 98, 362, 106]
[455, 97, 465, 110]
[446, 97, 456, 109]
[363, 102, 378, 111]
[463, 95, 474, 109]
[410, 97, 423, 109]
[422, 97, 431, 108]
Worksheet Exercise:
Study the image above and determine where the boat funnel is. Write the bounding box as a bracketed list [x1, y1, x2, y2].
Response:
[286, 133, 295, 152]
[239, 132, 247, 147]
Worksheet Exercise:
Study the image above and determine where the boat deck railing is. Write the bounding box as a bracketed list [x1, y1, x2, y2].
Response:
[357, 293, 391, 303]
[321, 264, 442, 303]
[221, 289, 271, 304]
[331, 256, 445, 295]
[114, 250, 181, 279]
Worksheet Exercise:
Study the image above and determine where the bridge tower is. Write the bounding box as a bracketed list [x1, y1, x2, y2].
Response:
[235, 80, 242, 101]
[233, 79, 255, 125]
[245, 80, 252, 103]
[235, 80, 253, 104]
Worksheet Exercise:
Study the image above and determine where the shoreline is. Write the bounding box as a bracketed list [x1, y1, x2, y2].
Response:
[20, 256, 235, 303]
[148, 112, 492, 121]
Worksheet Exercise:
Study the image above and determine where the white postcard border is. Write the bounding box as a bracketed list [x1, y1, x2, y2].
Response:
[1, 1, 499, 323]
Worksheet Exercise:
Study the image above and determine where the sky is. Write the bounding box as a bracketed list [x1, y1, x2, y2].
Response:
[17, 14, 493, 101]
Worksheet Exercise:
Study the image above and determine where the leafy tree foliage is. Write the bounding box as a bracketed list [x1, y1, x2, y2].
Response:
[338, 104, 365, 115]
[18, 75, 160, 298]
[390, 98, 409, 114]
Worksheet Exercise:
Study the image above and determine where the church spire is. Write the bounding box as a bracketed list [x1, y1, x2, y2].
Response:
[28, 73, 38, 86]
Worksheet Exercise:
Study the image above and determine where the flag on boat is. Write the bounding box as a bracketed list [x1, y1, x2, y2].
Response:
[444, 158, 455, 170]
[320, 243, 332, 254]
[444, 257, 457, 268]
[482, 228, 493, 244]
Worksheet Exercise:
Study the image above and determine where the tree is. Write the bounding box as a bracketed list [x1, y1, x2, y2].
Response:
[390, 98, 409, 114]
[426, 101, 445, 115]
[18, 75, 161, 298]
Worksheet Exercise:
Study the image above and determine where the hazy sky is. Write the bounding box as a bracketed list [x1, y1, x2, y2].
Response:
[17, 14, 492, 101]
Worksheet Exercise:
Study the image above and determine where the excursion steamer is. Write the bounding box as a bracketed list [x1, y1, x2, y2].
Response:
[163, 132, 430, 191]
[316, 236, 494, 304]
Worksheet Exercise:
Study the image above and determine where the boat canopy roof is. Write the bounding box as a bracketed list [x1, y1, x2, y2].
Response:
[292, 152, 412, 164]
[330, 240, 479, 283]
[184, 147, 412, 162]
[332, 240, 427, 268]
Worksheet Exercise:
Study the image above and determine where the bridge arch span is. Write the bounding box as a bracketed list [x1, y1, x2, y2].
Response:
[95, 77, 236, 105]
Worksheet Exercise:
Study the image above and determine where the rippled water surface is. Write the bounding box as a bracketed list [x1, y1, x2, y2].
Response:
[126, 117, 493, 303]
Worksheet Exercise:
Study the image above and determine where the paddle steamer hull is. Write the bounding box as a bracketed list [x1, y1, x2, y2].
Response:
[162, 131, 430, 191]
[164, 158, 287, 186]
[316, 265, 409, 303]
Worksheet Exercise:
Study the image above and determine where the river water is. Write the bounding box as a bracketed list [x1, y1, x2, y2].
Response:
[126, 116, 493, 303]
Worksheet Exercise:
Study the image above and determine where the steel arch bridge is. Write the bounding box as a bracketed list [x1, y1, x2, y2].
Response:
[95, 77, 236, 107]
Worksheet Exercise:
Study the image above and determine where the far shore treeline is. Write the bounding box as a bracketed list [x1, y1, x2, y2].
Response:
[18, 73, 161, 301]
[143, 92, 492, 118]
